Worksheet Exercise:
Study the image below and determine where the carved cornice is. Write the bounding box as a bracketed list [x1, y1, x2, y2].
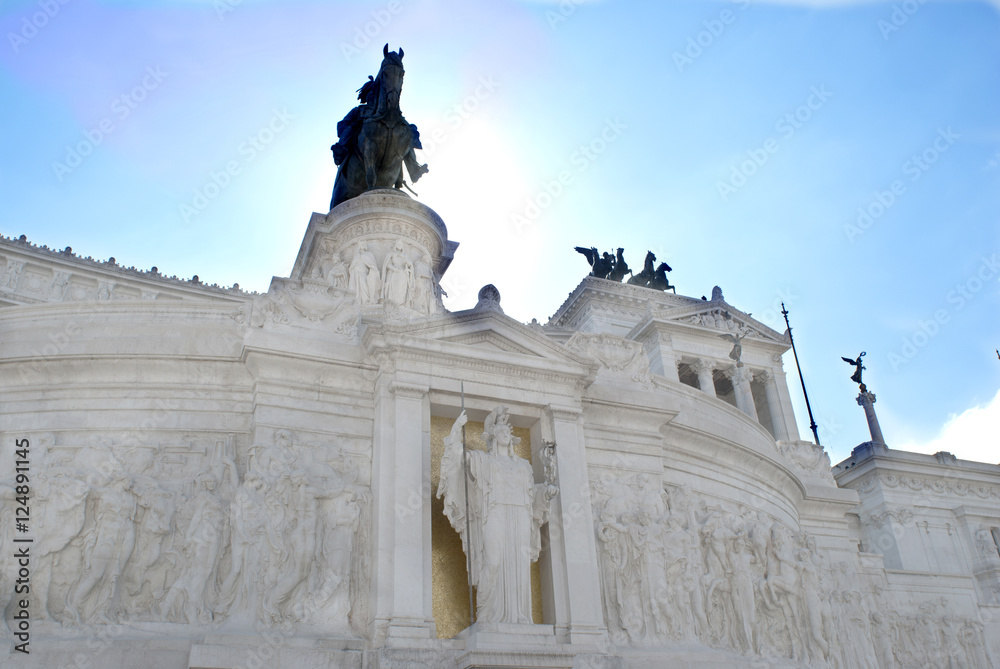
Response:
[851, 472, 1000, 501]
[364, 341, 594, 393]
[0, 233, 251, 300]
[547, 276, 699, 329]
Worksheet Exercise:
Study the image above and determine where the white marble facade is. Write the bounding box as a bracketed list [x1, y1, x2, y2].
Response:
[0, 190, 997, 668]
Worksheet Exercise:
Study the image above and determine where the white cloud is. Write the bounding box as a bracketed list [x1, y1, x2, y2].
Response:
[897, 389, 1000, 464]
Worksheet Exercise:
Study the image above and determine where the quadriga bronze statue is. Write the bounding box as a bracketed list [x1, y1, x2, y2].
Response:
[330, 45, 428, 209]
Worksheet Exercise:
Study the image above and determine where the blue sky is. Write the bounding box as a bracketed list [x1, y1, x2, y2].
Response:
[2, 0, 998, 465]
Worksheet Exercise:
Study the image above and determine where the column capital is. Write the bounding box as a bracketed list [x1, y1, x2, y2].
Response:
[857, 390, 876, 406]
[692, 358, 715, 375]
[546, 405, 583, 422]
[389, 381, 429, 399]
[731, 365, 754, 386]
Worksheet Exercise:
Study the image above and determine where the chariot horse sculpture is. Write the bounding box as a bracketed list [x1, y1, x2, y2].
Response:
[330, 45, 428, 209]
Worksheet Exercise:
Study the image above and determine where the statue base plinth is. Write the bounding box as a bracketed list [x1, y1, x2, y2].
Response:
[456, 623, 576, 669]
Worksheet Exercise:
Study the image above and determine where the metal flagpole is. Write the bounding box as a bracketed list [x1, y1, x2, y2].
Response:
[461, 382, 475, 626]
[781, 303, 821, 446]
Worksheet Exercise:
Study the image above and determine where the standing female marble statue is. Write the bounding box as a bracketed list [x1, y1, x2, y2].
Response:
[381, 240, 414, 308]
[412, 253, 435, 313]
[348, 242, 381, 305]
[437, 407, 557, 624]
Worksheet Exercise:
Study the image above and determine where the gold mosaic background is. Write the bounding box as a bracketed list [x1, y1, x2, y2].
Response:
[430, 416, 543, 639]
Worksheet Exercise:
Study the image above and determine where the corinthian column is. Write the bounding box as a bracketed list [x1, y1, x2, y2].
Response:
[730, 365, 758, 419]
[856, 388, 886, 445]
[693, 359, 717, 397]
[760, 370, 789, 441]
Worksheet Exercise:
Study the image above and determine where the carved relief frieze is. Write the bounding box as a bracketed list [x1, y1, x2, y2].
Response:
[587, 477, 991, 667]
[249, 280, 359, 339]
[1, 430, 372, 637]
[1, 259, 24, 293]
[566, 332, 652, 388]
[854, 473, 1000, 501]
[331, 217, 437, 257]
[860, 508, 914, 529]
[778, 440, 836, 485]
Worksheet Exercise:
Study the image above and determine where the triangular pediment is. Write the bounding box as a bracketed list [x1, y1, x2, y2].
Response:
[369, 308, 594, 369]
[655, 300, 788, 345]
[439, 330, 541, 356]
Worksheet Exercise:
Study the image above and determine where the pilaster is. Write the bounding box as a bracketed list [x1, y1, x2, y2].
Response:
[371, 375, 435, 641]
[544, 405, 608, 648]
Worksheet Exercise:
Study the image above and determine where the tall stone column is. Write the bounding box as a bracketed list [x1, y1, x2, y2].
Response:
[857, 388, 886, 445]
[544, 405, 607, 647]
[730, 365, 758, 419]
[760, 369, 790, 441]
[371, 375, 435, 641]
[693, 359, 716, 397]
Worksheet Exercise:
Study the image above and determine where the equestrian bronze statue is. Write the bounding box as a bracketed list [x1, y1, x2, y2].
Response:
[330, 45, 428, 209]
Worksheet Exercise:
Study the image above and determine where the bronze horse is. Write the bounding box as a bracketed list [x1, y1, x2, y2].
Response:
[330, 45, 428, 209]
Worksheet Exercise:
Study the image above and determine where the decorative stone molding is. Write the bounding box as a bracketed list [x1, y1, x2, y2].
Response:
[389, 381, 429, 399]
[860, 508, 914, 529]
[0, 234, 250, 301]
[565, 332, 652, 389]
[778, 440, 836, 485]
[852, 473, 1000, 500]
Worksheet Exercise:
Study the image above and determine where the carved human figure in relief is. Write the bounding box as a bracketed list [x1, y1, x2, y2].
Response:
[50, 271, 70, 301]
[161, 472, 228, 623]
[437, 407, 557, 625]
[312, 240, 348, 290]
[380, 240, 414, 307]
[348, 242, 381, 305]
[1, 261, 22, 292]
[412, 253, 435, 313]
[65, 449, 137, 624]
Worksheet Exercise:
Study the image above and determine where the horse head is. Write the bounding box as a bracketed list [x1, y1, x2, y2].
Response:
[643, 251, 656, 273]
[373, 44, 405, 113]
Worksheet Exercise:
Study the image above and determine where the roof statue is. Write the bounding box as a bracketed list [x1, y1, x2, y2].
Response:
[575, 247, 680, 292]
[842, 351, 866, 386]
[719, 324, 752, 365]
[329, 45, 428, 209]
[621, 250, 674, 292]
[574, 247, 613, 279]
[606, 247, 631, 282]
[648, 262, 675, 293]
